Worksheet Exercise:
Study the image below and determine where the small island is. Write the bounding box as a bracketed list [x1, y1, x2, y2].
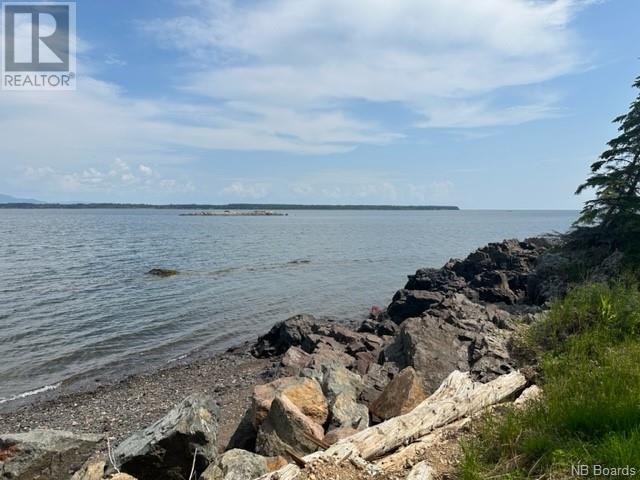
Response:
[179, 210, 287, 217]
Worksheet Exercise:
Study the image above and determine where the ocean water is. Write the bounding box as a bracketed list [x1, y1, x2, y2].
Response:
[0, 209, 576, 404]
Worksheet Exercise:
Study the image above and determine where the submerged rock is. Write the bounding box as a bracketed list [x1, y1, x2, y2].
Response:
[0, 430, 103, 480]
[114, 393, 219, 480]
[147, 268, 178, 277]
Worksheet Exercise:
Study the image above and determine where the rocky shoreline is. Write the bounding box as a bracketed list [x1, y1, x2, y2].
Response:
[0, 237, 566, 480]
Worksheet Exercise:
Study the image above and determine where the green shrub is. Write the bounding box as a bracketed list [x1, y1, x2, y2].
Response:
[462, 282, 640, 479]
[530, 281, 640, 352]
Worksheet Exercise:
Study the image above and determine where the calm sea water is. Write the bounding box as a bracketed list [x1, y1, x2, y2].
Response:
[0, 209, 576, 403]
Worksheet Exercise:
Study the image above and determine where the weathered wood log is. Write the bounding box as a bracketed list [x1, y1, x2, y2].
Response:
[406, 461, 435, 480]
[374, 418, 469, 473]
[256, 370, 527, 480]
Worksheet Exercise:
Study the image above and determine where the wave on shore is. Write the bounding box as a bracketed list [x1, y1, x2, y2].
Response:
[0, 383, 61, 405]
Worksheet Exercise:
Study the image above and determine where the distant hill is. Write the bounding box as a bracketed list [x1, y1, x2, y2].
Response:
[0, 202, 459, 211]
[0, 193, 44, 204]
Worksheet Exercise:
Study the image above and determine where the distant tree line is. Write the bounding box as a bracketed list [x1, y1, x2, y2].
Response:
[0, 203, 460, 211]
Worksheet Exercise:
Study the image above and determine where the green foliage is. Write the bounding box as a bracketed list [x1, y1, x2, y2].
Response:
[574, 75, 640, 253]
[461, 282, 640, 479]
[530, 281, 640, 352]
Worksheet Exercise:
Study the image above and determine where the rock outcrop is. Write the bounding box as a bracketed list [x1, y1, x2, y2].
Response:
[0, 430, 102, 480]
[114, 393, 219, 480]
[384, 294, 514, 391]
[392, 238, 556, 319]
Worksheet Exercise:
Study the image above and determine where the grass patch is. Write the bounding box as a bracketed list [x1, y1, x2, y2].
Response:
[461, 281, 640, 479]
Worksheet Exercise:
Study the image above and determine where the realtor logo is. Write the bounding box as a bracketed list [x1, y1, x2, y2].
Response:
[2, 2, 76, 90]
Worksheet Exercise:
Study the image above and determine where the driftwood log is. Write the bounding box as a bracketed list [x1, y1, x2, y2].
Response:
[256, 370, 527, 480]
[374, 417, 470, 473]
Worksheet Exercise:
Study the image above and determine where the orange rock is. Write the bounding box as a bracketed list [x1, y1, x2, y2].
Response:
[252, 377, 328, 427]
[266, 455, 289, 472]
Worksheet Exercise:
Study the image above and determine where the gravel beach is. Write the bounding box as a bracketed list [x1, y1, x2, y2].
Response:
[0, 347, 276, 451]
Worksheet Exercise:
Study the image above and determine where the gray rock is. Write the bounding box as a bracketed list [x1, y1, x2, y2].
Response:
[200, 449, 268, 480]
[302, 362, 369, 431]
[114, 393, 219, 480]
[328, 392, 369, 431]
[0, 430, 103, 480]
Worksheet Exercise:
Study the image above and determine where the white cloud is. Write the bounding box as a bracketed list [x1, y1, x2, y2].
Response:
[0, 0, 595, 202]
[145, 0, 589, 128]
[139, 164, 153, 176]
[221, 181, 271, 198]
[21, 159, 194, 195]
[409, 181, 455, 202]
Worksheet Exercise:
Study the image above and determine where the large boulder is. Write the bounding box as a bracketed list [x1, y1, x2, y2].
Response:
[251, 314, 327, 357]
[387, 290, 444, 324]
[251, 315, 381, 369]
[200, 449, 268, 480]
[0, 430, 103, 480]
[255, 394, 324, 458]
[252, 377, 328, 427]
[359, 362, 399, 407]
[114, 393, 219, 480]
[302, 362, 369, 431]
[384, 294, 514, 391]
[405, 267, 467, 293]
[370, 367, 427, 420]
[227, 376, 327, 452]
[280, 346, 312, 375]
[328, 392, 369, 431]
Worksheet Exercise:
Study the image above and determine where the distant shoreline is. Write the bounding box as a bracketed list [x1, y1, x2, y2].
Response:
[0, 203, 460, 210]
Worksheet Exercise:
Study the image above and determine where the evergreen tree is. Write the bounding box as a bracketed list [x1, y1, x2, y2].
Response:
[575, 75, 640, 247]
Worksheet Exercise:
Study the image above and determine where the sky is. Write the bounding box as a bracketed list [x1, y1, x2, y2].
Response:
[1, 0, 639, 208]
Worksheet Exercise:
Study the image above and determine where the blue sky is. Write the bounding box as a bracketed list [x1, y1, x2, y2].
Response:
[1, 0, 639, 208]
